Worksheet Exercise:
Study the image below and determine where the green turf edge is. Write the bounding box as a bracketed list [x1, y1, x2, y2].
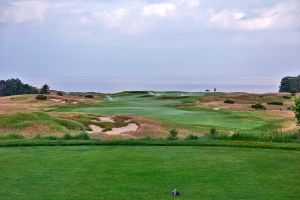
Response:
[0, 139, 299, 151]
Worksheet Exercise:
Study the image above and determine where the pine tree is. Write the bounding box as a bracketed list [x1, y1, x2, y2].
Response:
[40, 84, 50, 94]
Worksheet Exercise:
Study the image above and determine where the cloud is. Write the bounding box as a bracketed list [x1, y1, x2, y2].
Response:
[142, 3, 176, 17]
[208, 1, 300, 31]
[93, 8, 128, 28]
[0, 0, 299, 38]
[0, 0, 48, 23]
[180, 0, 201, 8]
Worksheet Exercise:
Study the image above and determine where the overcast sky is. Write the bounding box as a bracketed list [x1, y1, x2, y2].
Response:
[0, 0, 299, 92]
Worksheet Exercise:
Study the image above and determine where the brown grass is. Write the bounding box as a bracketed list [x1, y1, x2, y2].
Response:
[0, 94, 99, 114]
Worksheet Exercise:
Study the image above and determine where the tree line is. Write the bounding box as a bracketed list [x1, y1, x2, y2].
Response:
[0, 78, 50, 96]
[279, 75, 300, 92]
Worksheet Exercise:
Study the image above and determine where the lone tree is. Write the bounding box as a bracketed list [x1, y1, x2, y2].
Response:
[293, 97, 300, 125]
[40, 84, 50, 94]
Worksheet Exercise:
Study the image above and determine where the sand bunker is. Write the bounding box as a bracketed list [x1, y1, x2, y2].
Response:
[88, 116, 139, 135]
[99, 117, 115, 122]
[88, 125, 103, 133]
[50, 99, 62, 102]
[105, 123, 139, 135]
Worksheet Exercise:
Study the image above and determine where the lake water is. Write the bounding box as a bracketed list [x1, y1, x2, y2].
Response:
[46, 75, 281, 93]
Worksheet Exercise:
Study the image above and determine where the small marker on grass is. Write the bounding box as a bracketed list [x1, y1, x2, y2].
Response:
[171, 188, 180, 197]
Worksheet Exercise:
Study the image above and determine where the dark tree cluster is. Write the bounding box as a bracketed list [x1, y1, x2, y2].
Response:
[0, 78, 39, 96]
[279, 75, 300, 92]
[40, 84, 50, 94]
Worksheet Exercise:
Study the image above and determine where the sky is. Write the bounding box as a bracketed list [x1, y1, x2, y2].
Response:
[0, 0, 299, 92]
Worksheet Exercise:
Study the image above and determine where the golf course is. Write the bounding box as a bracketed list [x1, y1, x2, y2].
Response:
[0, 89, 300, 199]
[1, 0, 300, 198]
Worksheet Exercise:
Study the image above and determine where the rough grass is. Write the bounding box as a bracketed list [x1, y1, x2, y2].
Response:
[0, 112, 86, 136]
[0, 139, 299, 151]
[0, 146, 299, 200]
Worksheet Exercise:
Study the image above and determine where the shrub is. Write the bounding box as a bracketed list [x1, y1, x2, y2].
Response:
[74, 133, 90, 140]
[293, 97, 300, 125]
[230, 131, 240, 139]
[62, 133, 72, 140]
[290, 89, 297, 96]
[167, 128, 178, 140]
[185, 134, 199, 140]
[62, 133, 90, 140]
[35, 94, 47, 100]
[43, 136, 58, 140]
[283, 96, 291, 99]
[251, 103, 266, 110]
[224, 99, 234, 104]
[57, 91, 64, 96]
[267, 101, 283, 105]
[210, 127, 218, 136]
[84, 94, 94, 98]
[102, 127, 112, 132]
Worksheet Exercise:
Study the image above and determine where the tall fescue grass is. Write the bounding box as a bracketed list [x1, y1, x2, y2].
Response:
[0, 112, 86, 132]
[205, 129, 300, 143]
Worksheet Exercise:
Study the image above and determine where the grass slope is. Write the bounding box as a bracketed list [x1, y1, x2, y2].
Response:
[0, 112, 85, 136]
[0, 146, 299, 200]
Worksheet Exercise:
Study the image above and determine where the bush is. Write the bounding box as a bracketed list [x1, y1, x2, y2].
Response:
[35, 94, 47, 100]
[75, 133, 90, 140]
[57, 91, 64, 96]
[251, 103, 266, 110]
[84, 94, 94, 98]
[185, 134, 199, 140]
[230, 131, 240, 139]
[293, 97, 300, 125]
[290, 89, 298, 96]
[224, 99, 234, 104]
[62, 134, 72, 140]
[283, 96, 291, 99]
[102, 127, 112, 132]
[267, 101, 283, 105]
[62, 133, 90, 140]
[210, 127, 218, 136]
[167, 128, 178, 140]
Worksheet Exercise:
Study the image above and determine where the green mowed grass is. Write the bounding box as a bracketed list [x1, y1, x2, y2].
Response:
[52, 92, 280, 131]
[0, 146, 299, 200]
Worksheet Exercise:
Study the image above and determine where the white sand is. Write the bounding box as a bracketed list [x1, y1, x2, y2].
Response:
[88, 125, 103, 133]
[105, 123, 139, 135]
[50, 99, 62, 102]
[99, 117, 115, 122]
